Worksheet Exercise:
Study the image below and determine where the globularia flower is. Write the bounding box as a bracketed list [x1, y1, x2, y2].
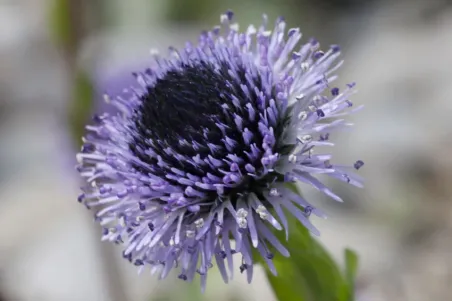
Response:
[76, 11, 364, 291]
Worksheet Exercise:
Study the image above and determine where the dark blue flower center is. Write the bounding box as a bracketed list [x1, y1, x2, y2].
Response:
[129, 61, 290, 209]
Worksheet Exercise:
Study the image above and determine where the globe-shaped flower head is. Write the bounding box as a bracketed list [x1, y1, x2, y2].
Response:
[77, 11, 364, 291]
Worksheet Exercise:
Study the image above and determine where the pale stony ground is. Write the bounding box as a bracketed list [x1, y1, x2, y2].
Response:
[1, 0, 452, 300]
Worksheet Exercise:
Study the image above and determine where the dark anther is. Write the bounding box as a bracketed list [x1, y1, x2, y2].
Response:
[217, 251, 227, 259]
[178, 274, 188, 281]
[148, 222, 154, 231]
[316, 109, 325, 117]
[138, 202, 146, 211]
[240, 264, 248, 273]
[330, 44, 340, 53]
[122, 251, 133, 262]
[314, 51, 324, 59]
[81, 143, 95, 153]
[226, 10, 234, 20]
[354, 160, 364, 170]
[266, 253, 274, 260]
[343, 174, 351, 183]
[331, 87, 339, 96]
[304, 206, 313, 216]
[320, 133, 330, 141]
[126, 255, 132, 262]
[309, 37, 318, 45]
[115, 235, 124, 244]
[92, 114, 102, 123]
[134, 259, 144, 266]
[77, 194, 85, 203]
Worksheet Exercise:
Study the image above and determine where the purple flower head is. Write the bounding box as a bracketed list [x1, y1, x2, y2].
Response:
[76, 11, 364, 291]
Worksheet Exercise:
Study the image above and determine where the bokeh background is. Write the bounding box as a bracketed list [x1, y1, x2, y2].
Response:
[1, 0, 452, 300]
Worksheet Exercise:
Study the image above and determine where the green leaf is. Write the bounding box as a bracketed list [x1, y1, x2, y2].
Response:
[265, 256, 312, 301]
[344, 248, 359, 283]
[261, 183, 358, 300]
[344, 248, 359, 299]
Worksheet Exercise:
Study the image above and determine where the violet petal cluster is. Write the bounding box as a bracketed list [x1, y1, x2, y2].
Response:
[76, 11, 363, 291]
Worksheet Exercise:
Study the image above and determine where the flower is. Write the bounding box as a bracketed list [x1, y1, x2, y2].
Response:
[76, 11, 364, 291]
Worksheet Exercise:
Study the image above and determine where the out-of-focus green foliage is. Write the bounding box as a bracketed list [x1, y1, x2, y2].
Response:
[49, 0, 94, 146]
[48, 0, 72, 48]
[259, 183, 359, 301]
[165, 0, 215, 23]
[68, 72, 94, 145]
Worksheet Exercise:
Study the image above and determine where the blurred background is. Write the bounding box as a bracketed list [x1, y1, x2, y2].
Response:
[1, 0, 452, 300]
